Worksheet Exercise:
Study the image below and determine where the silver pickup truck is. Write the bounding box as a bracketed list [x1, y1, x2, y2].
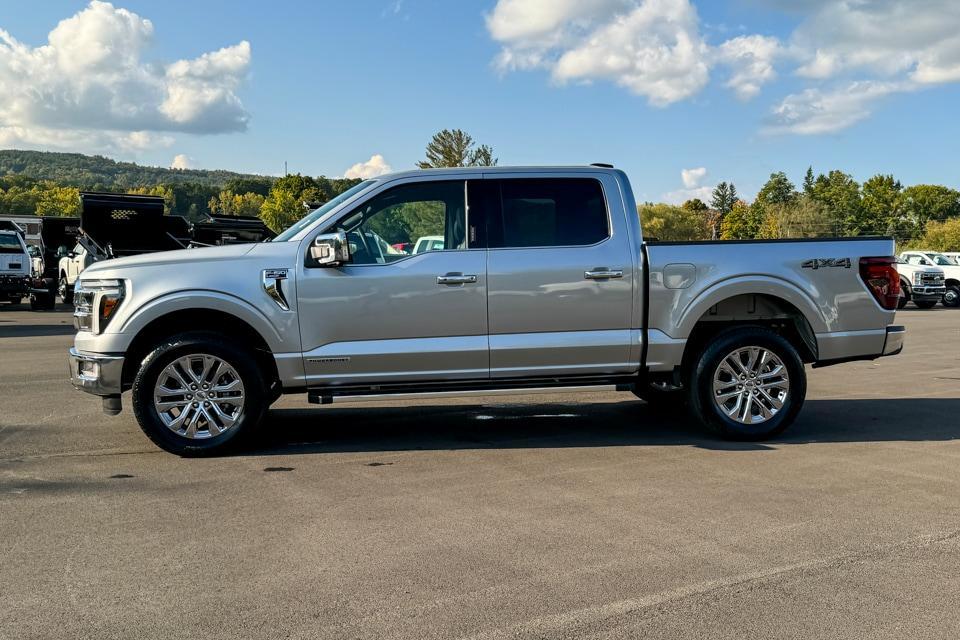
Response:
[68, 166, 905, 455]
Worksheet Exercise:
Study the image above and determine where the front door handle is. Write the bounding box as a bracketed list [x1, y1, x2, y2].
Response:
[437, 273, 478, 285]
[584, 269, 623, 280]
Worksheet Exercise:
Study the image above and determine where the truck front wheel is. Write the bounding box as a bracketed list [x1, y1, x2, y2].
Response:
[131, 332, 269, 456]
[59, 275, 73, 304]
[686, 327, 806, 440]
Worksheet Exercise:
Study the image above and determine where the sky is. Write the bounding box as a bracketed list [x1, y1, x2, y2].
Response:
[1, 0, 959, 202]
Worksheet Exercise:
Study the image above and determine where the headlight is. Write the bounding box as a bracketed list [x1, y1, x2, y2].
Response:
[913, 271, 924, 285]
[74, 279, 125, 334]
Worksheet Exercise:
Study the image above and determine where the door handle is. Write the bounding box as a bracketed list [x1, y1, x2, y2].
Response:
[437, 274, 478, 285]
[584, 269, 623, 280]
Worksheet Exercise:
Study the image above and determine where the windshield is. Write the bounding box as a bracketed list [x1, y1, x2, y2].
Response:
[927, 253, 954, 266]
[272, 180, 377, 242]
[0, 234, 23, 253]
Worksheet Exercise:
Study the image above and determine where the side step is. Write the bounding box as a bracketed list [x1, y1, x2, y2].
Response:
[308, 384, 635, 405]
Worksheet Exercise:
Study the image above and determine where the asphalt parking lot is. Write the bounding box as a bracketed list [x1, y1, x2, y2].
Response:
[2, 305, 960, 639]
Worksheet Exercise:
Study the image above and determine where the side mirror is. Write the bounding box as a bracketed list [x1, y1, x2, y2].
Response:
[309, 231, 350, 266]
[67, 252, 77, 259]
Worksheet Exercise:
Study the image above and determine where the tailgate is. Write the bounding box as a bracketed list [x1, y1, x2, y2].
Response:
[0, 253, 29, 275]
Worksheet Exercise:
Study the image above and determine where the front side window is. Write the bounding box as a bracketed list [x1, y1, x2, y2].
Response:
[0, 235, 22, 253]
[335, 181, 466, 265]
[490, 178, 608, 248]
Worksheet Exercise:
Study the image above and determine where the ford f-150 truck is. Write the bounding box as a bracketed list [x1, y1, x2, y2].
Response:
[67, 166, 905, 455]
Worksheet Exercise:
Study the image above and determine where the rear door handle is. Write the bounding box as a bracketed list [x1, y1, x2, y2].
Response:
[584, 269, 623, 280]
[437, 274, 478, 285]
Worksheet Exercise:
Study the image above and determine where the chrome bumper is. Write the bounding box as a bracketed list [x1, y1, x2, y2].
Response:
[68, 347, 124, 397]
[881, 325, 905, 357]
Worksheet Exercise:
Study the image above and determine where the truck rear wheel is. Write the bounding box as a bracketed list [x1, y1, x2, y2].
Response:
[131, 332, 268, 456]
[944, 285, 960, 307]
[686, 327, 806, 440]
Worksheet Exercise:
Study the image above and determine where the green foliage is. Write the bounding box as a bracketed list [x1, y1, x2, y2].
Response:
[809, 170, 862, 234]
[260, 188, 302, 233]
[757, 196, 835, 239]
[711, 182, 738, 215]
[756, 172, 796, 207]
[681, 198, 708, 212]
[860, 174, 903, 236]
[35, 185, 81, 217]
[720, 201, 763, 240]
[638, 203, 711, 241]
[208, 191, 267, 217]
[803, 167, 815, 196]
[915, 218, 960, 252]
[901, 184, 960, 229]
[417, 129, 497, 168]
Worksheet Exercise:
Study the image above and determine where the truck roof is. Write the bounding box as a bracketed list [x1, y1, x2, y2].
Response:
[374, 165, 621, 182]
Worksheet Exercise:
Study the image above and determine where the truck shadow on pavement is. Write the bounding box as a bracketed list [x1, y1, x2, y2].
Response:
[0, 323, 76, 338]
[244, 397, 960, 456]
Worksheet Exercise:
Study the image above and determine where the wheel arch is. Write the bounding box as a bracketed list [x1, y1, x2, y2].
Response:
[119, 303, 283, 389]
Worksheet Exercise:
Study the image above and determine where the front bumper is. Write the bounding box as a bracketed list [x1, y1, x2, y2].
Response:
[68, 347, 124, 397]
[911, 286, 945, 301]
[881, 325, 905, 357]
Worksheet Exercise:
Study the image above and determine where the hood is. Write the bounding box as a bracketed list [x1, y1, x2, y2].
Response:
[82, 242, 258, 274]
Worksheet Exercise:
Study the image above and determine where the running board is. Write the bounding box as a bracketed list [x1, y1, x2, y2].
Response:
[308, 383, 635, 405]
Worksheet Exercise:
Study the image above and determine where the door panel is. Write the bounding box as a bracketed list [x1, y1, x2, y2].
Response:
[484, 176, 636, 378]
[298, 250, 488, 386]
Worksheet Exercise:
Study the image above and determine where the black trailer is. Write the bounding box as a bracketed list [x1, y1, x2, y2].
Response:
[78, 192, 189, 257]
[191, 214, 275, 247]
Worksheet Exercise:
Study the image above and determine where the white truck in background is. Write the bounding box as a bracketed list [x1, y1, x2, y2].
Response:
[899, 250, 960, 307]
[894, 257, 945, 309]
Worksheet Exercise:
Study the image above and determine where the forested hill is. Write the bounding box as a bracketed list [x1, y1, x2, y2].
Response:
[0, 149, 272, 190]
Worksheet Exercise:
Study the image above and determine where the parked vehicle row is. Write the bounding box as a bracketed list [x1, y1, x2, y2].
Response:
[68, 165, 904, 455]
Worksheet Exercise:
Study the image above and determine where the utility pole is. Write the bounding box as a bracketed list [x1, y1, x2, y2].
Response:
[284, 161, 288, 176]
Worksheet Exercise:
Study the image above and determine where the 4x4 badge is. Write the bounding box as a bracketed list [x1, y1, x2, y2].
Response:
[801, 258, 851, 270]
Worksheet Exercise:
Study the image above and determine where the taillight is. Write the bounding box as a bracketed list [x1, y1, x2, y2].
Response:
[859, 256, 900, 310]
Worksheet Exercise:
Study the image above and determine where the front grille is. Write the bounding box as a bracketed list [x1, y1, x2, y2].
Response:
[921, 273, 945, 286]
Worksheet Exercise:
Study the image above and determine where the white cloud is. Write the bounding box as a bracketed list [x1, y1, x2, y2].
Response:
[344, 154, 392, 179]
[663, 166, 712, 204]
[717, 35, 780, 100]
[487, 0, 784, 105]
[788, 0, 960, 84]
[488, 0, 711, 106]
[681, 166, 707, 188]
[170, 154, 193, 169]
[0, 1, 251, 153]
[765, 81, 906, 135]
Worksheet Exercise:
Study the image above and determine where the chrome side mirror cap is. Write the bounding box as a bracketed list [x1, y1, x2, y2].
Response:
[309, 231, 350, 266]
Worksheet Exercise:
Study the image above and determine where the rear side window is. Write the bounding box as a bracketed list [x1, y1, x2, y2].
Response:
[489, 178, 608, 248]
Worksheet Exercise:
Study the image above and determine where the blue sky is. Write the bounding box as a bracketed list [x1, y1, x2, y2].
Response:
[1, 1, 959, 202]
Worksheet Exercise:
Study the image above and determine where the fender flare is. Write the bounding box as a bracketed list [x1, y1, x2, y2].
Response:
[117, 290, 289, 352]
[672, 275, 830, 339]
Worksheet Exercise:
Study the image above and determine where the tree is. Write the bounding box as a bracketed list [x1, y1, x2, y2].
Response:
[755, 172, 796, 207]
[757, 196, 834, 239]
[803, 166, 815, 196]
[720, 200, 762, 240]
[901, 184, 960, 230]
[915, 217, 960, 252]
[417, 129, 497, 168]
[259, 188, 302, 233]
[809, 170, 861, 235]
[35, 185, 80, 217]
[638, 203, 711, 241]
[681, 198, 708, 212]
[860, 174, 903, 236]
[208, 190, 266, 217]
[711, 182, 737, 215]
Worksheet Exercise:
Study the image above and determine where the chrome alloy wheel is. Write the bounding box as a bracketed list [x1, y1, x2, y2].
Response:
[711, 346, 790, 425]
[153, 354, 245, 439]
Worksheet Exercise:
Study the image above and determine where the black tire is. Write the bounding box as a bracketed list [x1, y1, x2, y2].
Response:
[131, 332, 269, 456]
[914, 300, 938, 309]
[897, 283, 909, 310]
[29, 292, 53, 311]
[686, 327, 806, 441]
[943, 285, 960, 308]
[59, 275, 73, 304]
